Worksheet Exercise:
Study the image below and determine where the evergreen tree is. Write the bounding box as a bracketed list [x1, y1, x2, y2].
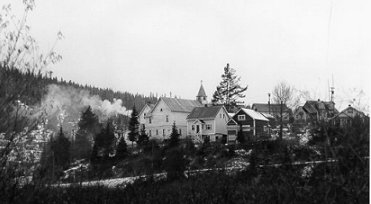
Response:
[168, 122, 180, 148]
[51, 126, 71, 169]
[212, 63, 248, 109]
[128, 105, 139, 148]
[115, 136, 128, 160]
[137, 124, 149, 148]
[91, 121, 115, 162]
[73, 106, 100, 160]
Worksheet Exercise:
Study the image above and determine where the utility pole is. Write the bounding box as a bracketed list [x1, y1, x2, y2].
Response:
[268, 93, 271, 137]
[280, 101, 283, 141]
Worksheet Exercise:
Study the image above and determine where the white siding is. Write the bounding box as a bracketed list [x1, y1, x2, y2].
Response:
[146, 99, 189, 140]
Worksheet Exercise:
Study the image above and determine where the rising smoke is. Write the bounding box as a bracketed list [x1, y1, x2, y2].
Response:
[35, 84, 132, 135]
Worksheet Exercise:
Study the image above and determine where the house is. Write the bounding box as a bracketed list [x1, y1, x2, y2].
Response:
[251, 103, 292, 124]
[293, 106, 309, 124]
[227, 108, 269, 142]
[143, 84, 206, 140]
[302, 100, 338, 123]
[331, 105, 366, 127]
[186, 106, 230, 143]
[138, 103, 155, 129]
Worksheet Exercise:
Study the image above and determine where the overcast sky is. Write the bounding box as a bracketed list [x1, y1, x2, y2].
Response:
[7, 0, 371, 111]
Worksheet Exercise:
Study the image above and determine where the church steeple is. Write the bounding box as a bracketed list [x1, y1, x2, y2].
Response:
[196, 80, 207, 104]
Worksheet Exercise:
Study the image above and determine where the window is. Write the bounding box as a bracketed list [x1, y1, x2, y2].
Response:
[163, 129, 165, 136]
[149, 130, 152, 136]
[156, 129, 158, 135]
[202, 124, 205, 129]
[149, 118, 152, 124]
[238, 115, 246, 121]
[223, 114, 225, 119]
[220, 114, 222, 118]
[206, 124, 212, 130]
[160, 108, 163, 112]
[166, 115, 169, 122]
[348, 109, 353, 114]
[179, 129, 182, 135]
[192, 125, 195, 131]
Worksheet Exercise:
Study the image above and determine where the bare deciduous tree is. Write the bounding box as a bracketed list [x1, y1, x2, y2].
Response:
[272, 81, 293, 105]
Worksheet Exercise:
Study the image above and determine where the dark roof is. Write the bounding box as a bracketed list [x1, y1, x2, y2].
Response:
[187, 106, 223, 119]
[160, 97, 203, 113]
[252, 103, 290, 113]
[303, 100, 338, 114]
[197, 84, 207, 97]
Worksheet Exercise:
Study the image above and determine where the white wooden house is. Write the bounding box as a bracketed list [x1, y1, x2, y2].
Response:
[145, 97, 203, 140]
[186, 106, 230, 143]
[138, 103, 155, 129]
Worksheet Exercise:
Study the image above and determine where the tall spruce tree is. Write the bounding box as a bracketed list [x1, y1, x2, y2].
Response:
[137, 124, 149, 149]
[128, 106, 139, 148]
[168, 122, 180, 148]
[212, 63, 248, 109]
[115, 136, 128, 160]
[91, 121, 115, 163]
[51, 127, 71, 169]
[73, 106, 100, 160]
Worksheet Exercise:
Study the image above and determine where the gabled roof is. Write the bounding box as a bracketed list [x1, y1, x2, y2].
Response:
[197, 84, 207, 97]
[152, 97, 202, 113]
[192, 119, 205, 124]
[240, 108, 269, 121]
[138, 103, 155, 116]
[187, 106, 225, 120]
[227, 118, 238, 125]
[252, 103, 290, 113]
[331, 106, 365, 119]
[303, 100, 338, 114]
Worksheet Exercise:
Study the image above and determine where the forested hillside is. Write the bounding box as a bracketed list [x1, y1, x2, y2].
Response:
[0, 67, 157, 110]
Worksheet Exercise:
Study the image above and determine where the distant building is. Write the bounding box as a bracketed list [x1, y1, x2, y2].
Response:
[302, 100, 338, 123]
[331, 105, 366, 127]
[186, 106, 230, 143]
[293, 106, 309, 124]
[227, 108, 269, 142]
[251, 103, 292, 123]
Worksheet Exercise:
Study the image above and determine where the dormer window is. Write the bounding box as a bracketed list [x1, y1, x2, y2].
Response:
[144, 113, 146, 117]
[238, 115, 246, 121]
[160, 108, 163, 112]
[348, 109, 353, 114]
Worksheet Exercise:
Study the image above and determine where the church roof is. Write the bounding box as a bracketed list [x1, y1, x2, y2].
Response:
[197, 84, 207, 97]
[159, 97, 203, 113]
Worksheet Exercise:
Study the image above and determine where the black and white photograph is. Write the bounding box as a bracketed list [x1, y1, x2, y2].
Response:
[0, 0, 369, 203]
